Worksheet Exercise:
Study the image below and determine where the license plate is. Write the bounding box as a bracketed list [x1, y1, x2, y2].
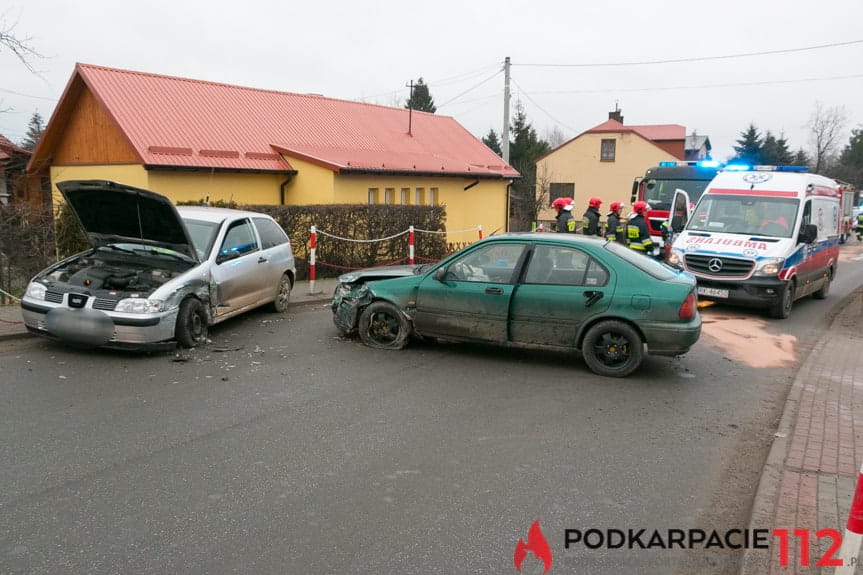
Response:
[697, 286, 729, 299]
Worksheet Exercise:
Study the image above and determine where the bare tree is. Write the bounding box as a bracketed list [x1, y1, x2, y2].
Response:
[544, 126, 567, 150]
[0, 15, 42, 73]
[807, 102, 847, 173]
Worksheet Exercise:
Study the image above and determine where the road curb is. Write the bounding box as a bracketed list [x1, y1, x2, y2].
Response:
[738, 287, 862, 575]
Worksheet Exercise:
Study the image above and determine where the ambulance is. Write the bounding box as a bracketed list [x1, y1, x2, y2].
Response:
[667, 165, 840, 319]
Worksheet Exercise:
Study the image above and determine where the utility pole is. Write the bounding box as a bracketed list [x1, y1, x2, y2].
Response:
[502, 56, 511, 163]
[406, 79, 415, 136]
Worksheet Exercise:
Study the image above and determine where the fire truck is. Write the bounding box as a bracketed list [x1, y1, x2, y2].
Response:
[630, 160, 721, 245]
[836, 180, 858, 243]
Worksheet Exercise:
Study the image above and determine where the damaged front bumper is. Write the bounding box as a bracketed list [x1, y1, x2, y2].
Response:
[331, 282, 373, 335]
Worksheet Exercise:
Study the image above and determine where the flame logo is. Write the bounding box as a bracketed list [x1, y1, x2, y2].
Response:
[514, 519, 553, 573]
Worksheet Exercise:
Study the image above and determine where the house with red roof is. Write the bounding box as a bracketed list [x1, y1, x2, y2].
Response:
[28, 63, 519, 239]
[0, 134, 48, 212]
[535, 108, 696, 225]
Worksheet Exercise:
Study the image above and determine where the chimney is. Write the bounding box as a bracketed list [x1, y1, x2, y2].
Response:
[608, 103, 623, 124]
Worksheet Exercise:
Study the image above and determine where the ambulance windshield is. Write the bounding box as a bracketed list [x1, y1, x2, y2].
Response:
[644, 179, 711, 211]
[687, 195, 799, 238]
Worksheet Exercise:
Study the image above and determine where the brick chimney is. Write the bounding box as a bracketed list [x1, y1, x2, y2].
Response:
[608, 105, 623, 124]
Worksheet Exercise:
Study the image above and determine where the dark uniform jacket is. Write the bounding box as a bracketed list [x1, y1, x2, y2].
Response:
[582, 207, 601, 235]
[556, 210, 576, 233]
[606, 212, 626, 244]
[626, 214, 655, 253]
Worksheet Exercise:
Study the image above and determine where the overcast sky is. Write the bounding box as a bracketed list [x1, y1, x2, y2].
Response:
[2, 0, 862, 163]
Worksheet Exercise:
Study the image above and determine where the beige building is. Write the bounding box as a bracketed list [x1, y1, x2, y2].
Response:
[535, 109, 689, 227]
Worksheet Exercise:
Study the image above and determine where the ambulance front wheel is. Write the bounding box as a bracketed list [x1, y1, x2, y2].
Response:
[769, 282, 794, 320]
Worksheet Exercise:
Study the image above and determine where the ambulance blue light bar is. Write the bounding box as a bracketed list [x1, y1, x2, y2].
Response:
[724, 164, 751, 171]
[697, 160, 721, 168]
[753, 165, 809, 172]
[658, 160, 722, 168]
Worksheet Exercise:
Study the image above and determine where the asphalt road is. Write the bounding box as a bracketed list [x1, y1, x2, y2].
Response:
[1, 244, 862, 575]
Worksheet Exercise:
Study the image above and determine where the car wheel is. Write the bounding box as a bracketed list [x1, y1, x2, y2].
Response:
[812, 270, 832, 300]
[358, 301, 411, 350]
[769, 282, 794, 319]
[581, 320, 644, 378]
[270, 273, 292, 312]
[176, 298, 208, 348]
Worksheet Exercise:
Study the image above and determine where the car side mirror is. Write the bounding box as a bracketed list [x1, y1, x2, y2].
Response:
[798, 224, 818, 244]
[434, 267, 448, 281]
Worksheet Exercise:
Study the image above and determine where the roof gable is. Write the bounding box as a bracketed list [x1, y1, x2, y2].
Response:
[31, 63, 517, 179]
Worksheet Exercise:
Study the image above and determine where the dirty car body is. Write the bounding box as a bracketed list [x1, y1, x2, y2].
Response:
[21, 180, 295, 350]
[331, 234, 701, 377]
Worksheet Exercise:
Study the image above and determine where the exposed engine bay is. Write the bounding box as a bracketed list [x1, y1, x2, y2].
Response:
[39, 252, 193, 297]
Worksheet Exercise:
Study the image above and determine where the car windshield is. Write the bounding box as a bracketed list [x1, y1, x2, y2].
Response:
[644, 179, 710, 211]
[687, 195, 799, 238]
[183, 219, 220, 260]
[604, 241, 680, 281]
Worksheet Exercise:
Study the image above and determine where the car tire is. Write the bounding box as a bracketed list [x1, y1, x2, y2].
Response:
[176, 298, 208, 348]
[581, 320, 644, 378]
[358, 301, 411, 350]
[270, 273, 292, 312]
[812, 270, 832, 300]
[769, 282, 794, 319]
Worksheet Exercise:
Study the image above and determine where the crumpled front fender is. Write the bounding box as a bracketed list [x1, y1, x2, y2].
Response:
[332, 283, 373, 335]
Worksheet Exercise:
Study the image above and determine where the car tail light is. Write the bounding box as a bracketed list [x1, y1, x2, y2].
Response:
[679, 291, 697, 319]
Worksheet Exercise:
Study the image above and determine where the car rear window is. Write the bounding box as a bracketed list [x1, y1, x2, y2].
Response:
[603, 241, 679, 280]
[253, 217, 290, 250]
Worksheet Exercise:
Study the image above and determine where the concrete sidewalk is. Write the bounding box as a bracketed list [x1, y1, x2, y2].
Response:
[741, 290, 863, 574]
[0, 278, 339, 342]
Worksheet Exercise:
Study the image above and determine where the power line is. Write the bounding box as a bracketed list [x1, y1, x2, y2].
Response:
[511, 79, 579, 135]
[0, 86, 57, 102]
[437, 69, 502, 108]
[517, 72, 863, 95]
[354, 62, 500, 102]
[516, 38, 863, 68]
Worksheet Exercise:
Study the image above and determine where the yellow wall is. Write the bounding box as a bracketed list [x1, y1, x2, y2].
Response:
[333, 174, 508, 243]
[49, 161, 509, 244]
[147, 171, 286, 205]
[281, 157, 336, 204]
[50, 164, 150, 206]
[536, 132, 677, 222]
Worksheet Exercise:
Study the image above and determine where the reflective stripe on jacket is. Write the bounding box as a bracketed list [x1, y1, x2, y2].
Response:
[626, 215, 654, 251]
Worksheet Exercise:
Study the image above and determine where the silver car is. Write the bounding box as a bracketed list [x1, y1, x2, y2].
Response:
[21, 180, 295, 350]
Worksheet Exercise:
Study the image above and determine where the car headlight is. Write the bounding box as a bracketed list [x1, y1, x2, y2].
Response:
[25, 281, 47, 301]
[666, 249, 683, 268]
[754, 257, 785, 276]
[115, 298, 165, 314]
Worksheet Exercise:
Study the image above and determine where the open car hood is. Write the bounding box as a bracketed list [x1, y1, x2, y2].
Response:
[58, 180, 198, 262]
[337, 264, 424, 284]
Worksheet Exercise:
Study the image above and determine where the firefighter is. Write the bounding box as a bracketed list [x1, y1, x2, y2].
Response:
[627, 201, 656, 255]
[582, 197, 602, 235]
[856, 210, 863, 241]
[552, 197, 576, 233]
[605, 201, 626, 244]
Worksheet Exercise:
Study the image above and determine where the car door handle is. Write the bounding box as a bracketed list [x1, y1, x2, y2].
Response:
[258, 256, 268, 263]
[583, 290, 604, 307]
[485, 287, 504, 295]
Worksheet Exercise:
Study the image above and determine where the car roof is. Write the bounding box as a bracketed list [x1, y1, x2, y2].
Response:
[486, 232, 607, 244]
[176, 205, 274, 223]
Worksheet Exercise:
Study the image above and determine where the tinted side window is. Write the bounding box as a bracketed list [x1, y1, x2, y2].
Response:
[219, 219, 259, 259]
[525, 245, 608, 287]
[447, 243, 526, 283]
[253, 217, 289, 250]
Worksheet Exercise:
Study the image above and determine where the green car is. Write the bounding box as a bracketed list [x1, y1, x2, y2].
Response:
[331, 233, 701, 377]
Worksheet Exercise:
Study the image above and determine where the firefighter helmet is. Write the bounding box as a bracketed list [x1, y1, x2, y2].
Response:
[588, 197, 602, 208]
[609, 201, 622, 214]
[552, 197, 574, 211]
[633, 201, 649, 215]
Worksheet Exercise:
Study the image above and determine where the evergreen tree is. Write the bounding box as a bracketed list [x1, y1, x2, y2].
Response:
[761, 131, 793, 165]
[833, 127, 863, 185]
[508, 101, 551, 231]
[20, 111, 45, 151]
[791, 148, 811, 168]
[731, 123, 763, 165]
[405, 78, 436, 113]
[482, 129, 502, 157]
